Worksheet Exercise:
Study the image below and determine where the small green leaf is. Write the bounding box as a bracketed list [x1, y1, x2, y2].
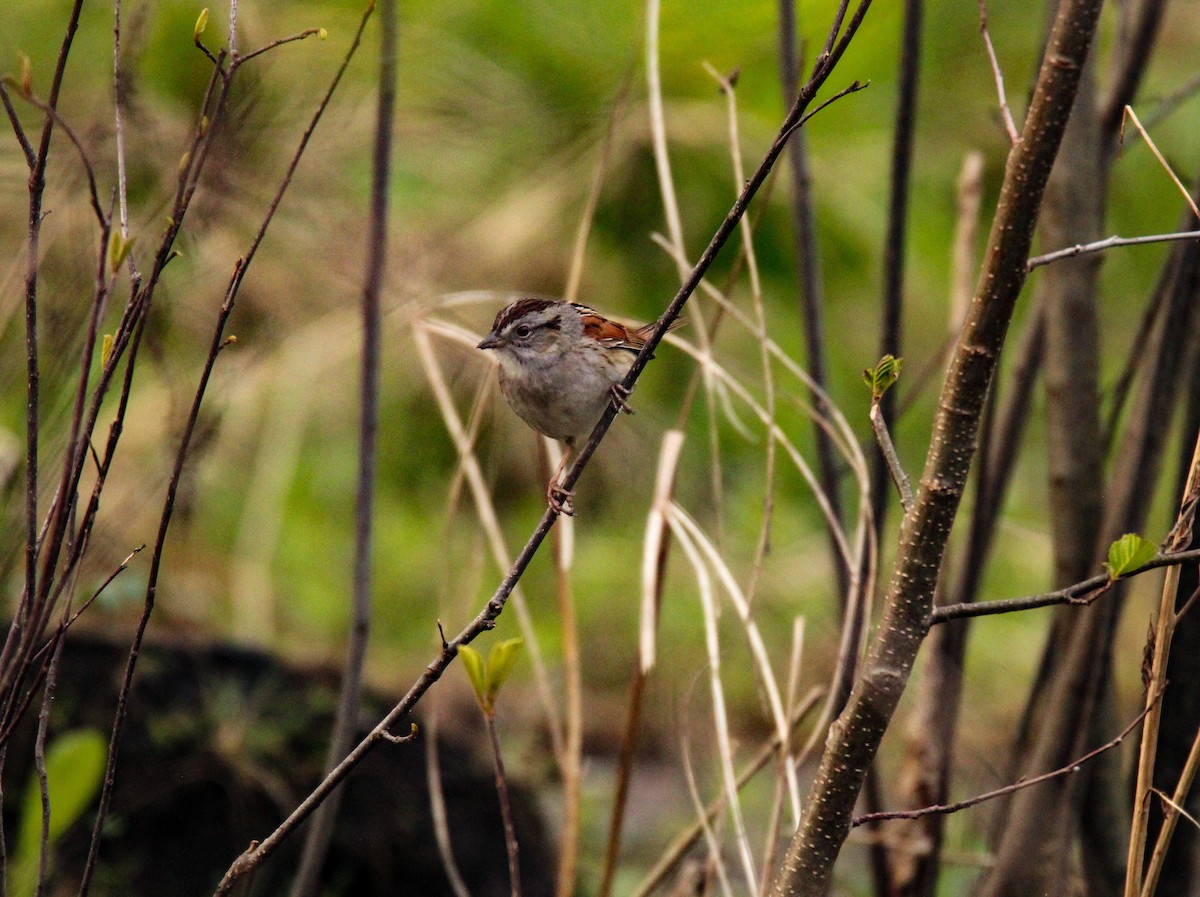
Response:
[862, 354, 903, 401]
[486, 638, 523, 703]
[108, 232, 135, 272]
[193, 8, 209, 43]
[318, 27, 329, 40]
[100, 333, 114, 369]
[458, 644, 487, 709]
[17, 51, 32, 97]
[12, 729, 107, 897]
[1106, 533, 1157, 578]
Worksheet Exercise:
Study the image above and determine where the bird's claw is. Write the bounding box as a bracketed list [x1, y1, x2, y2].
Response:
[610, 383, 634, 415]
[548, 482, 575, 516]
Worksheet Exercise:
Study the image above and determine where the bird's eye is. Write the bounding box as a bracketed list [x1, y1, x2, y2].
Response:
[514, 325, 533, 339]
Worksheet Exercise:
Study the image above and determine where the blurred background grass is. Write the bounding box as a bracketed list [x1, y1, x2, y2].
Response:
[2, 0, 1199, 886]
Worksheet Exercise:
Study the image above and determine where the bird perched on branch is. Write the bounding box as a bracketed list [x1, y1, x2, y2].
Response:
[477, 298, 678, 515]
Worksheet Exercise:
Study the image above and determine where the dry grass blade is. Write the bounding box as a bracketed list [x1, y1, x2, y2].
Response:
[641, 430, 686, 672]
[413, 321, 565, 763]
[668, 510, 759, 891]
[682, 730, 736, 897]
[1122, 105, 1200, 220]
[667, 334, 858, 574]
[646, 0, 687, 279]
[702, 61, 780, 608]
[670, 503, 801, 827]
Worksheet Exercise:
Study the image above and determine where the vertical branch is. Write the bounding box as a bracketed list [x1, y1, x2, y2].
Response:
[770, 0, 1104, 892]
[1127, 433, 1200, 896]
[20, 0, 86, 694]
[289, 1, 396, 894]
[871, 0, 922, 528]
[777, 0, 848, 602]
[485, 711, 522, 897]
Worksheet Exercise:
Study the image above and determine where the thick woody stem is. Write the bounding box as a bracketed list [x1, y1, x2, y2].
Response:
[768, 0, 1104, 894]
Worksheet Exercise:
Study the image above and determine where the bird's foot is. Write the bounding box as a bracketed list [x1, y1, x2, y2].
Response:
[610, 383, 634, 415]
[548, 481, 575, 516]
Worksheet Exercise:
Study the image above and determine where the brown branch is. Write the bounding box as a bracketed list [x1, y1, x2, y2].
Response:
[852, 696, 1157, 827]
[977, 0, 1020, 145]
[769, 0, 1105, 892]
[0, 80, 36, 167]
[1028, 230, 1200, 271]
[930, 548, 1200, 625]
[290, 6, 391, 896]
[778, 0, 849, 604]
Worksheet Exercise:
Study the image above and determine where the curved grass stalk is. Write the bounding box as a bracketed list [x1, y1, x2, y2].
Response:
[640, 430, 686, 672]
[681, 731, 736, 897]
[668, 510, 759, 892]
[413, 322, 565, 762]
[669, 504, 802, 828]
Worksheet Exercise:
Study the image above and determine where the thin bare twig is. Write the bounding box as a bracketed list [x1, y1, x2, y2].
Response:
[930, 548, 1200, 625]
[0, 80, 36, 167]
[870, 401, 914, 512]
[484, 710, 522, 897]
[977, 0, 1020, 145]
[1028, 230, 1200, 270]
[237, 28, 325, 64]
[852, 696, 1157, 826]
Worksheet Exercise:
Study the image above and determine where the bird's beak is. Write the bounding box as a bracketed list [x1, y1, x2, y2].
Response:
[477, 332, 502, 350]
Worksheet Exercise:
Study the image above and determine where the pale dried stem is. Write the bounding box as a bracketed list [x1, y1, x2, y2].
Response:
[977, 0, 1020, 145]
[681, 731, 736, 897]
[649, 234, 867, 480]
[564, 75, 630, 305]
[702, 62, 779, 607]
[1142, 724, 1200, 897]
[414, 324, 565, 762]
[639, 431, 686, 672]
[670, 504, 802, 825]
[631, 688, 824, 897]
[1127, 429, 1200, 897]
[646, 0, 687, 280]
[669, 512, 759, 890]
[546, 438, 582, 897]
[1122, 105, 1200, 220]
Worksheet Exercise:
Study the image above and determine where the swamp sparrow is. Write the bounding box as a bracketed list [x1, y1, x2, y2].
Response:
[477, 298, 677, 514]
